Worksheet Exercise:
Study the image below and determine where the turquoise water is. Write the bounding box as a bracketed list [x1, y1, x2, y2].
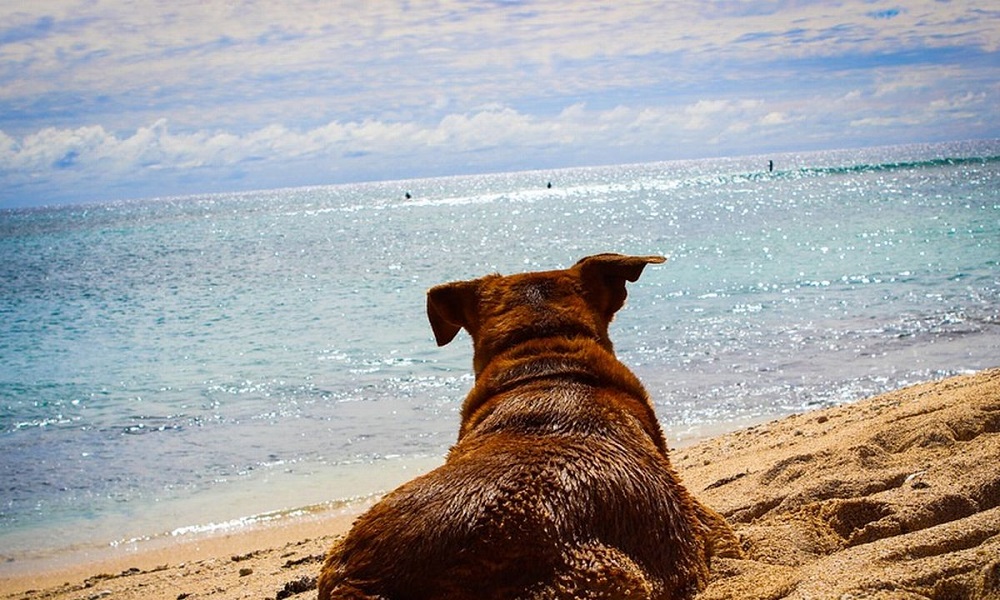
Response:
[1, 140, 998, 569]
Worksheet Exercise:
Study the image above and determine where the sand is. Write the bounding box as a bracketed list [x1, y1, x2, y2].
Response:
[3, 368, 998, 600]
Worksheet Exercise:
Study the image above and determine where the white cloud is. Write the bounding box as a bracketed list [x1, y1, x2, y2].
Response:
[928, 91, 987, 112]
[759, 112, 791, 126]
[3, 1, 994, 118]
[872, 67, 946, 98]
[1, 0, 998, 205]
[0, 97, 803, 186]
[12, 125, 109, 171]
[682, 99, 766, 132]
[849, 116, 922, 128]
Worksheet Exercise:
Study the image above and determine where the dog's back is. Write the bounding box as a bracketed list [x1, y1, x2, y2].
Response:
[318, 255, 737, 599]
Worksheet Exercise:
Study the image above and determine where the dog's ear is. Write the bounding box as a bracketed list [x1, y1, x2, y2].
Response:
[427, 279, 480, 346]
[575, 253, 666, 320]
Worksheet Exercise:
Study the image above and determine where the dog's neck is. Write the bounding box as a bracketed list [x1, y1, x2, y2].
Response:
[458, 335, 668, 452]
[481, 353, 602, 394]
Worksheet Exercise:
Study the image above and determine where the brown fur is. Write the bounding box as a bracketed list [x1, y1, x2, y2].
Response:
[318, 254, 739, 600]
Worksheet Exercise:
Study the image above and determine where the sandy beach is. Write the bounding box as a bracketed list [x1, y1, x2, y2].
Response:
[4, 367, 998, 599]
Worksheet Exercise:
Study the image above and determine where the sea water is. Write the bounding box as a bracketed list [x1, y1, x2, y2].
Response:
[2, 140, 998, 571]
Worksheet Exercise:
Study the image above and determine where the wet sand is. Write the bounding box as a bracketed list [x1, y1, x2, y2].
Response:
[4, 368, 998, 599]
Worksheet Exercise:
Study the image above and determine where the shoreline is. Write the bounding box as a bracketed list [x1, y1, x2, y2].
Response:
[0, 421, 742, 584]
[4, 367, 998, 599]
[0, 501, 372, 596]
[0, 504, 369, 596]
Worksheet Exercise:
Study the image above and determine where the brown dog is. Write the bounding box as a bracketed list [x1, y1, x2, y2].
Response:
[318, 253, 738, 600]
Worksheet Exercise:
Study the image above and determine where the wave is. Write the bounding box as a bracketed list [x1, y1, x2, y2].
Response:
[632, 150, 1000, 194]
[337, 152, 1000, 211]
[792, 154, 1000, 178]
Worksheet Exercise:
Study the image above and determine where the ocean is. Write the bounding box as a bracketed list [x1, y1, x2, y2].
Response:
[2, 140, 998, 573]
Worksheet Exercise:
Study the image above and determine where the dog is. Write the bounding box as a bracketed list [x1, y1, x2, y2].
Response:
[318, 253, 739, 600]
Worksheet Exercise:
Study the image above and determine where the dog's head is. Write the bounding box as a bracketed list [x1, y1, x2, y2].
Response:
[427, 253, 666, 375]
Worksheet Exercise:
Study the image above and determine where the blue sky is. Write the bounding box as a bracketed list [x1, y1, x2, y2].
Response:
[1, 1, 998, 207]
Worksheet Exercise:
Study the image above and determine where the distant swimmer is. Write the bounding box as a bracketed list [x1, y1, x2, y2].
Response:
[768, 160, 774, 173]
[547, 181, 552, 189]
[405, 192, 412, 199]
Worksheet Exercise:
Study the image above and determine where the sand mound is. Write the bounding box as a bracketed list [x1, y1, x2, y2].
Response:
[677, 368, 1000, 599]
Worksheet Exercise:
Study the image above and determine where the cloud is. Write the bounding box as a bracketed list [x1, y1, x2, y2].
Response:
[929, 91, 986, 113]
[682, 100, 765, 132]
[4, 2, 993, 121]
[1, 0, 998, 205]
[0, 98, 798, 181]
[0, 109, 557, 183]
[872, 66, 953, 97]
[759, 112, 790, 126]
[849, 115, 922, 129]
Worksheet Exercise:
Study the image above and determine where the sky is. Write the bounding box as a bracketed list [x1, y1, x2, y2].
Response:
[1, 1, 998, 207]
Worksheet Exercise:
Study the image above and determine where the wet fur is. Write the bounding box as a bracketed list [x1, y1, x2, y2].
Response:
[318, 254, 739, 600]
